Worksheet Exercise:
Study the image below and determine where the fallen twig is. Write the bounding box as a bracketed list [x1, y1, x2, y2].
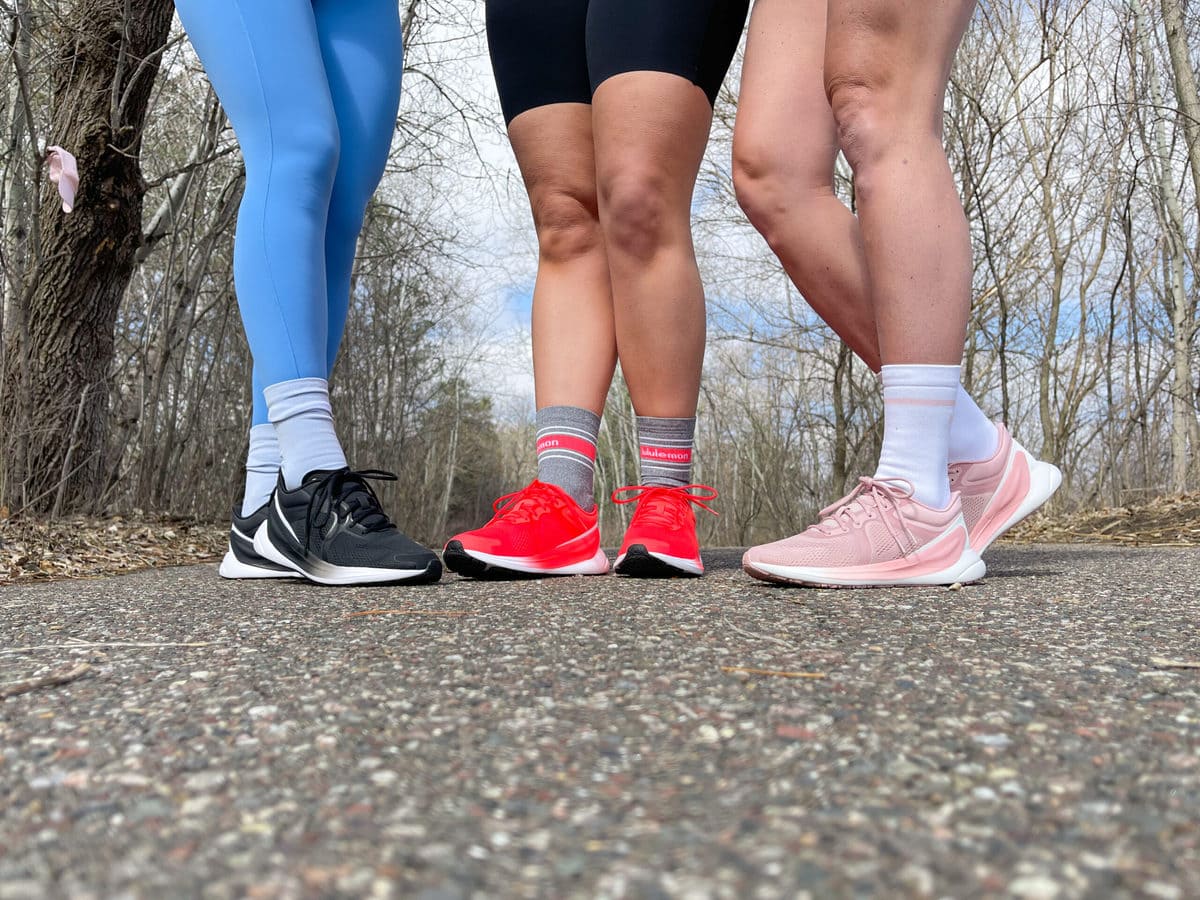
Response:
[0, 662, 92, 699]
[722, 666, 827, 680]
[1150, 656, 1200, 670]
[721, 618, 796, 649]
[1, 641, 212, 654]
[343, 609, 469, 619]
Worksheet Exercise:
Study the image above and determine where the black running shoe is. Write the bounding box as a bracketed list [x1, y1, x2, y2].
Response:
[253, 468, 442, 585]
[219, 502, 301, 580]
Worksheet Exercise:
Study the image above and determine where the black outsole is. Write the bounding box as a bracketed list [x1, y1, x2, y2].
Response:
[387, 560, 444, 586]
[442, 541, 550, 581]
[614, 545, 702, 579]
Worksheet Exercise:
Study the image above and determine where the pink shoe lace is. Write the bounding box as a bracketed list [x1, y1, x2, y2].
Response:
[812, 476, 920, 548]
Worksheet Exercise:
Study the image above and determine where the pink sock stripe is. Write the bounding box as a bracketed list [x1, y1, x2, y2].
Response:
[640, 445, 693, 465]
[886, 397, 956, 408]
[537, 434, 597, 461]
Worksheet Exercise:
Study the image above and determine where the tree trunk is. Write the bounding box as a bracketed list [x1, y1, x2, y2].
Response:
[1, 0, 175, 512]
[1131, 0, 1194, 493]
[1159, 0, 1200, 216]
[1158, 0, 1200, 491]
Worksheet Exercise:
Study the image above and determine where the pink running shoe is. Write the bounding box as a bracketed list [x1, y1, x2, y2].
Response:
[742, 477, 985, 588]
[949, 424, 1062, 553]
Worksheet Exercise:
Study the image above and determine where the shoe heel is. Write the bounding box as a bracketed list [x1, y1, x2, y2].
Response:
[956, 557, 987, 585]
[252, 523, 298, 573]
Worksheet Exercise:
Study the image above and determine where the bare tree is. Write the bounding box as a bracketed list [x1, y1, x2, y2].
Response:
[1, 0, 175, 513]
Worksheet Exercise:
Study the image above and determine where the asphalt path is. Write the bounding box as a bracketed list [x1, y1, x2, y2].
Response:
[1, 545, 1198, 899]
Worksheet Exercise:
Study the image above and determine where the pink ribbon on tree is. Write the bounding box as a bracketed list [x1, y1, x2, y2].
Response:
[46, 146, 79, 213]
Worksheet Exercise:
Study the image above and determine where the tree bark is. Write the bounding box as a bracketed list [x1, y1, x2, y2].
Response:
[1, 0, 175, 512]
[1131, 0, 1194, 494]
[1159, 0, 1200, 217]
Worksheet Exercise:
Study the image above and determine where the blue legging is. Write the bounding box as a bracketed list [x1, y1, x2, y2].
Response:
[174, 0, 403, 426]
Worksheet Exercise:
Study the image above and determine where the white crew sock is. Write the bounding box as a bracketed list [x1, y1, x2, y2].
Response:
[263, 377, 348, 489]
[874, 364, 959, 509]
[241, 423, 282, 516]
[948, 385, 1000, 463]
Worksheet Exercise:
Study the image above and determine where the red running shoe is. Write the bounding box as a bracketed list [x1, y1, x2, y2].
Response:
[443, 480, 610, 579]
[611, 484, 718, 578]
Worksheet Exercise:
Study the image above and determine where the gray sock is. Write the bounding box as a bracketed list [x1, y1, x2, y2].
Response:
[536, 405, 601, 509]
[637, 416, 695, 487]
[241, 423, 281, 515]
[264, 377, 348, 489]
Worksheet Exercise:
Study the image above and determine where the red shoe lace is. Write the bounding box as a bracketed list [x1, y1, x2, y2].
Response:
[489, 480, 576, 525]
[611, 484, 719, 528]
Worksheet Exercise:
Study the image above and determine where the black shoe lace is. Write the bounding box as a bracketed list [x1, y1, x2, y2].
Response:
[305, 468, 398, 551]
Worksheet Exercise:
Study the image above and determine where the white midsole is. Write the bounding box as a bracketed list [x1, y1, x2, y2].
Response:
[218, 548, 301, 580]
[747, 551, 986, 587]
[615, 550, 703, 576]
[457, 546, 610, 576]
[253, 524, 432, 586]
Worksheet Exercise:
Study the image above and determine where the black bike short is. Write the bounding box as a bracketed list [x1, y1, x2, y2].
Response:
[486, 0, 750, 125]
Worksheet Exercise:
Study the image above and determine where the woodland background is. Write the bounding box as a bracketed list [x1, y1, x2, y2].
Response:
[1, 0, 1198, 548]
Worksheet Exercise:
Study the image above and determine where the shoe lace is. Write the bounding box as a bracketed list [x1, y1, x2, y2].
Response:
[814, 476, 917, 549]
[306, 468, 398, 550]
[490, 481, 573, 525]
[611, 484, 719, 528]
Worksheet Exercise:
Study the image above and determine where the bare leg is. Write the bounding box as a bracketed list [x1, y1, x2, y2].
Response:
[507, 104, 616, 415]
[733, 0, 881, 371]
[824, 0, 977, 365]
[591, 72, 714, 417]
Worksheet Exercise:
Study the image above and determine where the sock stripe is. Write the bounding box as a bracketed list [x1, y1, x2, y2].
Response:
[536, 433, 597, 462]
[540, 448, 595, 465]
[536, 426, 598, 441]
[886, 397, 956, 408]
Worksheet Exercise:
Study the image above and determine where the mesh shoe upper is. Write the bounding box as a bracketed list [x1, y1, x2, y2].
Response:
[273, 469, 436, 570]
[743, 477, 964, 571]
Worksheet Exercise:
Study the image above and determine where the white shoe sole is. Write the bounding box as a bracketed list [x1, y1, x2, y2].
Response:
[745, 553, 986, 588]
[252, 524, 436, 586]
[452, 546, 611, 576]
[218, 547, 301, 580]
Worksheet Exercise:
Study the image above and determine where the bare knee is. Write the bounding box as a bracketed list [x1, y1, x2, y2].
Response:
[826, 76, 893, 179]
[529, 188, 602, 264]
[599, 169, 676, 262]
[733, 138, 835, 254]
[827, 74, 944, 199]
[733, 140, 798, 248]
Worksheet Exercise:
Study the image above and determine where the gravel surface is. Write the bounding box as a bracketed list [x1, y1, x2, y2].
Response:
[1, 545, 1197, 899]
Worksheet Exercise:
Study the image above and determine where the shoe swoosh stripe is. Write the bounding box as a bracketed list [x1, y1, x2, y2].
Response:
[274, 493, 300, 544]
